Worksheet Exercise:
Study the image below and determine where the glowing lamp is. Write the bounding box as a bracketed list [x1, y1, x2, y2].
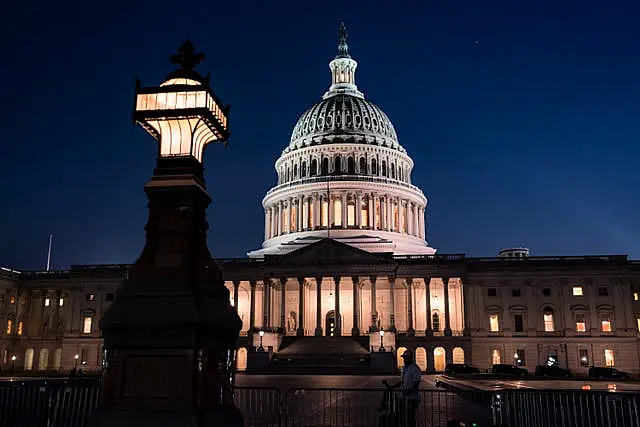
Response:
[133, 40, 230, 162]
[11, 355, 16, 361]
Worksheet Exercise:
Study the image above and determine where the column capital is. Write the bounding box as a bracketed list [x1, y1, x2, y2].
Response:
[332, 276, 341, 284]
[296, 277, 305, 285]
[249, 280, 257, 289]
[232, 280, 241, 287]
[369, 275, 377, 284]
[351, 276, 359, 285]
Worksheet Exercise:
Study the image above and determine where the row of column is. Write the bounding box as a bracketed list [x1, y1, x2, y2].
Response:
[264, 192, 425, 240]
[231, 276, 457, 337]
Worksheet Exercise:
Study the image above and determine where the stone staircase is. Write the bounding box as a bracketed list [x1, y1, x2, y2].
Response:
[262, 336, 377, 375]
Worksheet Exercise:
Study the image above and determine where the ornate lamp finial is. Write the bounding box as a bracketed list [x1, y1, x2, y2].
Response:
[170, 40, 205, 71]
[337, 22, 350, 59]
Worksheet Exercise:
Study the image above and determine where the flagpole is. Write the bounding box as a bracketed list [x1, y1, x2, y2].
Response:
[46, 234, 53, 271]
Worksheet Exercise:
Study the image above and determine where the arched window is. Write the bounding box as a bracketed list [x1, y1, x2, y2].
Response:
[38, 348, 49, 371]
[321, 158, 329, 175]
[371, 158, 378, 175]
[334, 155, 342, 173]
[301, 161, 307, 177]
[399, 167, 403, 181]
[359, 157, 367, 174]
[286, 166, 290, 182]
[333, 198, 342, 227]
[390, 163, 396, 179]
[452, 347, 465, 364]
[381, 161, 387, 177]
[432, 311, 440, 332]
[294, 164, 298, 179]
[543, 307, 555, 332]
[310, 159, 318, 176]
[347, 157, 355, 174]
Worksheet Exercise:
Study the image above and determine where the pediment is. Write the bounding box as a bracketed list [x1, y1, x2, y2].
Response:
[265, 238, 396, 268]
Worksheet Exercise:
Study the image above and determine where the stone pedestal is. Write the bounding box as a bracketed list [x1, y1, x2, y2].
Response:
[246, 351, 272, 373]
[370, 351, 395, 374]
[92, 45, 240, 426]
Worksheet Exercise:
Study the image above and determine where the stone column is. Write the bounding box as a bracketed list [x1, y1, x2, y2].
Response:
[372, 194, 379, 229]
[389, 276, 396, 332]
[341, 192, 348, 228]
[351, 277, 360, 336]
[355, 192, 362, 227]
[298, 195, 304, 231]
[315, 276, 323, 336]
[407, 202, 413, 235]
[334, 276, 341, 336]
[249, 281, 256, 333]
[461, 277, 470, 336]
[264, 209, 269, 240]
[276, 202, 282, 236]
[232, 280, 240, 312]
[313, 193, 320, 228]
[424, 277, 432, 336]
[443, 277, 452, 336]
[297, 277, 305, 336]
[279, 278, 287, 331]
[368, 193, 374, 228]
[271, 206, 277, 237]
[413, 204, 419, 237]
[263, 278, 270, 329]
[370, 276, 378, 331]
[407, 278, 415, 336]
[328, 193, 334, 226]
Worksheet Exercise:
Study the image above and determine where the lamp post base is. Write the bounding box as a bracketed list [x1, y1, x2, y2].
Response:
[91, 405, 244, 427]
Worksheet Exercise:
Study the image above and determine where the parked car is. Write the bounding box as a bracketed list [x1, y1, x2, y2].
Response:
[445, 363, 481, 376]
[535, 365, 572, 378]
[491, 364, 528, 376]
[588, 367, 629, 380]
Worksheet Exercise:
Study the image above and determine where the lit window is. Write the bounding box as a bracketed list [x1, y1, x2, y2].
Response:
[6, 319, 12, 335]
[575, 313, 586, 332]
[636, 318, 640, 332]
[44, 297, 50, 307]
[489, 314, 499, 332]
[579, 349, 589, 367]
[17, 321, 23, 336]
[9, 295, 15, 305]
[634, 292, 639, 301]
[572, 287, 583, 296]
[604, 349, 615, 367]
[333, 199, 342, 227]
[543, 309, 554, 332]
[83, 317, 92, 334]
[600, 314, 612, 332]
[59, 298, 64, 307]
[347, 201, 356, 226]
[321, 200, 329, 227]
[492, 349, 501, 365]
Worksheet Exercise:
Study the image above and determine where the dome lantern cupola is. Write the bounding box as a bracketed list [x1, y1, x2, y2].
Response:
[324, 22, 364, 100]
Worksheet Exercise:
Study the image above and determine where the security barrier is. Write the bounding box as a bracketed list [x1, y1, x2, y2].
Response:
[492, 390, 640, 427]
[2, 379, 640, 427]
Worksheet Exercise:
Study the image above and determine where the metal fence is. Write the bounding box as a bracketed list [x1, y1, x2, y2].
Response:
[492, 390, 640, 427]
[0, 380, 100, 427]
[2, 380, 640, 427]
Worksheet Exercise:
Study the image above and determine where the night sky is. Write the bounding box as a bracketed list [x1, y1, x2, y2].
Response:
[2, 0, 640, 270]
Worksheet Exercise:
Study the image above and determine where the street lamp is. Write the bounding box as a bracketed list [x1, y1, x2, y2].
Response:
[74, 354, 79, 368]
[379, 329, 386, 352]
[11, 355, 16, 373]
[513, 352, 520, 366]
[258, 330, 265, 352]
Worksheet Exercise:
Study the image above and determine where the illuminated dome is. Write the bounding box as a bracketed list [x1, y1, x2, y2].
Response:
[286, 94, 403, 153]
[248, 23, 435, 258]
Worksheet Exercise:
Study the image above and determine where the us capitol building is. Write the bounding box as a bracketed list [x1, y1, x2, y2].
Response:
[1, 26, 639, 376]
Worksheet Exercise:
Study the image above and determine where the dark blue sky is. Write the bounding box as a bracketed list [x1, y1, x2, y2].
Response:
[2, 0, 640, 270]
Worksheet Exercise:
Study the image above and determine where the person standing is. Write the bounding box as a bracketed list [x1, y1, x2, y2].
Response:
[383, 349, 422, 427]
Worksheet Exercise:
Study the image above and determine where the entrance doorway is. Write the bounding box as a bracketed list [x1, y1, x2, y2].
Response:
[325, 310, 341, 336]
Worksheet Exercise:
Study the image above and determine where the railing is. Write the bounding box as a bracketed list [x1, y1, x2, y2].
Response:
[265, 174, 424, 196]
[493, 390, 640, 427]
[2, 380, 639, 427]
[0, 379, 100, 427]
